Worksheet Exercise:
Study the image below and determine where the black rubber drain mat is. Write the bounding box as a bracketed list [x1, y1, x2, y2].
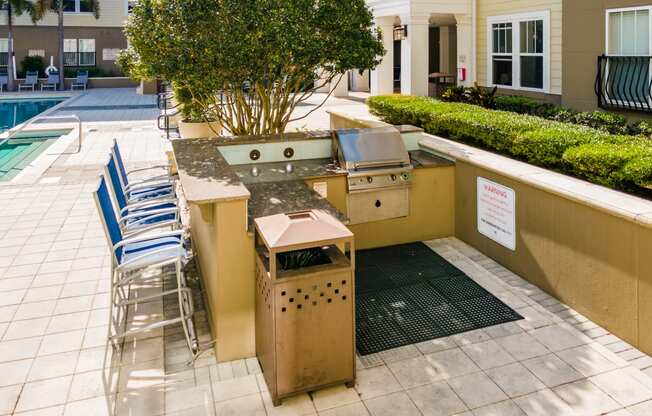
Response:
[355, 242, 523, 355]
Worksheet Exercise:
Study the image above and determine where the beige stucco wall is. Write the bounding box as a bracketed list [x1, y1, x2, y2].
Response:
[476, 0, 563, 97]
[455, 160, 652, 355]
[2, 0, 127, 27]
[0, 26, 127, 73]
[189, 201, 256, 363]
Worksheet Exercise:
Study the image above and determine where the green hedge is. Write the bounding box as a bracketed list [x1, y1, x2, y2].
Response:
[448, 90, 652, 137]
[367, 95, 652, 191]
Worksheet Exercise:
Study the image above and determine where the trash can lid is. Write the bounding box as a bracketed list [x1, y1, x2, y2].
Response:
[255, 209, 353, 251]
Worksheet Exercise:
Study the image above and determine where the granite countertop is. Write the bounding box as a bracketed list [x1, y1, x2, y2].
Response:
[172, 138, 347, 229]
[409, 150, 455, 169]
[172, 138, 250, 204]
[231, 158, 346, 184]
[247, 181, 347, 230]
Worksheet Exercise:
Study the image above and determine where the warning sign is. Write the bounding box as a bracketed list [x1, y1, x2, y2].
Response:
[477, 177, 516, 251]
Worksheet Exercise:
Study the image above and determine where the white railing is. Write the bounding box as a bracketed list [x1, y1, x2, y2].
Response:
[2, 114, 83, 153]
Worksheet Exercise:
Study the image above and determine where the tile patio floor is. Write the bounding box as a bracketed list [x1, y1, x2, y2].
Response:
[0, 90, 652, 415]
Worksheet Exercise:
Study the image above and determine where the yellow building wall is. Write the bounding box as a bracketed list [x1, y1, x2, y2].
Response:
[476, 0, 563, 96]
[2, 0, 127, 27]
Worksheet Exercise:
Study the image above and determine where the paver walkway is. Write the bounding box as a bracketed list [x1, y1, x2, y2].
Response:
[0, 89, 651, 415]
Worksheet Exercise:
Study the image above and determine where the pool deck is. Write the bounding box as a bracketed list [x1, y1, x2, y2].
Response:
[0, 89, 651, 415]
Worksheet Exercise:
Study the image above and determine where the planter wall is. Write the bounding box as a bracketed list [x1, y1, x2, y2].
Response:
[178, 120, 223, 139]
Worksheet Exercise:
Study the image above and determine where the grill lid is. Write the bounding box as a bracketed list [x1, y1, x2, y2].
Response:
[335, 127, 410, 170]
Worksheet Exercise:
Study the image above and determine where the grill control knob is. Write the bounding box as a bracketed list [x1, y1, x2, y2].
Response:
[391, 174, 397, 181]
[401, 173, 410, 181]
[367, 176, 373, 183]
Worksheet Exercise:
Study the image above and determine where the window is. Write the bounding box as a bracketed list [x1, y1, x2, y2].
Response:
[28, 49, 45, 58]
[607, 7, 650, 55]
[520, 20, 544, 89]
[78, 39, 96, 66]
[64, 39, 96, 66]
[0, 39, 8, 68]
[491, 23, 513, 86]
[64, 0, 95, 13]
[604, 7, 652, 106]
[488, 11, 549, 92]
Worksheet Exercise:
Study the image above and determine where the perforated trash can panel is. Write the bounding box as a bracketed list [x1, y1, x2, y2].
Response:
[355, 243, 523, 355]
[273, 271, 353, 396]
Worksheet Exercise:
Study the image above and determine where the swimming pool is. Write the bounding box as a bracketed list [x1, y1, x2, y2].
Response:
[0, 98, 66, 134]
[0, 132, 63, 181]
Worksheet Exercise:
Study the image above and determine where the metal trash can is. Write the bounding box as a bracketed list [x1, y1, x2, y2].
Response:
[254, 209, 355, 406]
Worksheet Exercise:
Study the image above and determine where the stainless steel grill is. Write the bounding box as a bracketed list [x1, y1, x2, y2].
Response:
[334, 127, 413, 224]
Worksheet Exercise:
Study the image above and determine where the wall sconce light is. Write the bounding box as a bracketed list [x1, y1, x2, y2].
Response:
[393, 25, 408, 41]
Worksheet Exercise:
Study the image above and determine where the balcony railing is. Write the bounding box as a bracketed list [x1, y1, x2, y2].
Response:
[595, 55, 652, 112]
[63, 52, 96, 67]
[0, 52, 7, 67]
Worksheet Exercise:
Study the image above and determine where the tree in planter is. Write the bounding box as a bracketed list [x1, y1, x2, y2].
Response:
[34, 0, 100, 90]
[0, 0, 40, 91]
[119, 0, 385, 136]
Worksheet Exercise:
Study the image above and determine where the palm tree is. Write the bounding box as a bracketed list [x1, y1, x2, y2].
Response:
[34, 0, 99, 90]
[0, 0, 40, 91]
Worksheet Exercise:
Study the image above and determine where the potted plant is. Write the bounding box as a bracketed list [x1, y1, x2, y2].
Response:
[174, 86, 222, 139]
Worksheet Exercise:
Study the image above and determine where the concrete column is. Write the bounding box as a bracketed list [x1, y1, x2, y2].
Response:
[455, 14, 475, 87]
[400, 15, 430, 96]
[331, 73, 349, 98]
[438, 26, 450, 74]
[370, 17, 395, 96]
[315, 69, 331, 93]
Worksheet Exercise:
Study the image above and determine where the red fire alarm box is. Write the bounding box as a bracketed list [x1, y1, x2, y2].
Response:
[458, 67, 467, 82]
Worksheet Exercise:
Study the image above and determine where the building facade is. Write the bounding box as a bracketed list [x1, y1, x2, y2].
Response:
[0, 0, 129, 76]
[563, 1, 652, 113]
[367, 0, 652, 116]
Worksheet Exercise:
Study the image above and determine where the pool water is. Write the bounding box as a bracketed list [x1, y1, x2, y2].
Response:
[0, 99, 65, 134]
[0, 132, 62, 181]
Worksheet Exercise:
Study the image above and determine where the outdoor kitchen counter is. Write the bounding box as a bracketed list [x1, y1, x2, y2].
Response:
[172, 138, 251, 204]
[246, 180, 348, 230]
[230, 158, 348, 229]
[409, 150, 454, 169]
[171, 137, 351, 363]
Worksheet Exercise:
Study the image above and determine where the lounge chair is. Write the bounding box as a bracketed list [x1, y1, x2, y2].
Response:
[0, 74, 7, 92]
[70, 71, 89, 91]
[18, 71, 38, 91]
[103, 160, 180, 234]
[93, 175, 198, 355]
[40, 72, 59, 91]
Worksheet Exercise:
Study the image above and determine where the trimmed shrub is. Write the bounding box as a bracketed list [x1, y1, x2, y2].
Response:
[571, 111, 628, 134]
[19, 56, 45, 78]
[512, 125, 611, 167]
[622, 157, 652, 188]
[444, 86, 651, 139]
[494, 95, 561, 119]
[426, 107, 545, 152]
[563, 143, 652, 187]
[367, 94, 652, 194]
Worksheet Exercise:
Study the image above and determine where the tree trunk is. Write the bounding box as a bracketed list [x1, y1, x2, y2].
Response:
[6, 4, 15, 91]
[58, 3, 65, 90]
